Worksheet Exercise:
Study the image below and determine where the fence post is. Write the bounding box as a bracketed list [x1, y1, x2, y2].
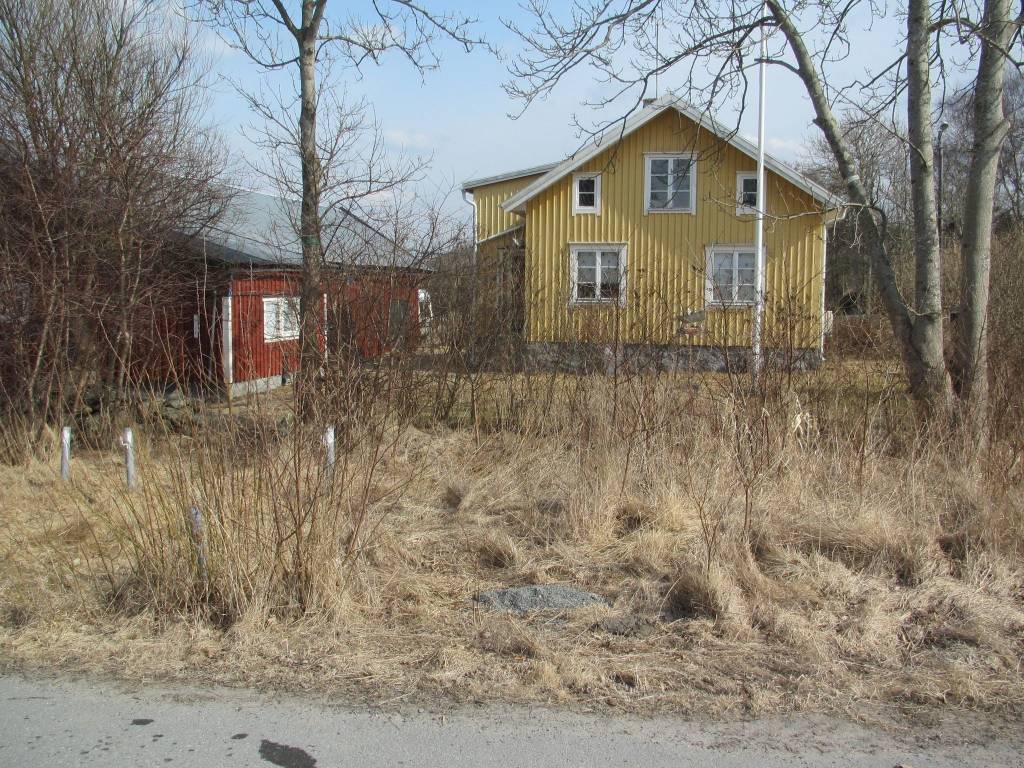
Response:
[121, 427, 136, 490]
[60, 426, 71, 481]
[188, 505, 207, 582]
[322, 426, 336, 475]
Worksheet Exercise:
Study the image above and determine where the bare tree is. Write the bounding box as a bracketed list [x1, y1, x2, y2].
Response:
[194, 0, 486, 407]
[503, 0, 1022, 442]
[0, 0, 226, 427]
[939, 70, 1024, 232]
[801, 114, 914, 313]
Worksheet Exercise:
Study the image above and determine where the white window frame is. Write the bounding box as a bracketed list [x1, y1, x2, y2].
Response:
[572, 172, 601, 215]
[569, 243, 627, 307]
[263, 295, 300, 343]
[704, 245, 760, 307]
[643, 152, 696, 214]
[736, 172, 759, 216]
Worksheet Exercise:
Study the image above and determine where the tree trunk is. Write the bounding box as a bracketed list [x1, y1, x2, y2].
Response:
[904, 0, 954, 422]
[297, 0, 324, 408]
[951, 0, 1015, 448]
[770, 0, 954, 423]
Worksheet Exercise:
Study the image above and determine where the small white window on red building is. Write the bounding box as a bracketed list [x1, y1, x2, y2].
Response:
[263, 296, 300, 342]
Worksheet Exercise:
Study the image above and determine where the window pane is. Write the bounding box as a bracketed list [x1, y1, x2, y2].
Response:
[576, 250, 597, 301]
[650, 158, 669, 174]
[668, 166, 691, 209]
[741, 177, 758, 207]
[713, 252, 733, 271]
[281, 298, 300, 339]
[648, 187, 669, 208]
[737, 284, 757, 303]
[711, 252, 734, 303]
[577, 176, 596, 209]
[600, 280, 620, 300]
[600, 252, 619, 269]
[671, 158, 692, 177]
[713, 270, 734, 292]
[263, 299, 279, 341]
[667, 187, 690, 209]
[737, 252, 756, 270]
[601, 264, 620, 296]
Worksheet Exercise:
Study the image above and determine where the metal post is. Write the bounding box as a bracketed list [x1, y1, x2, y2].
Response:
[60, 426, 71, 482]
[121, 427, 136, 490]
[323, 426, 336, 475]
[751, 0, 768, 381]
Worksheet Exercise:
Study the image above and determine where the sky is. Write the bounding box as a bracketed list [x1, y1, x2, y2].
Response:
[194, 0, 907, 218]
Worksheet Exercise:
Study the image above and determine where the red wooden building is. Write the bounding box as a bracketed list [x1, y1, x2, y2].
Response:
[154, 189, 428, 395]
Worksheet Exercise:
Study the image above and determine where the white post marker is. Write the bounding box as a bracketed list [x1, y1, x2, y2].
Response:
[60, 426, 71, 482]
[322, 426, 336, 475]
[189, 505, 207, 579]
[751, 0, 768, 380]
[121, 427, 136, 490]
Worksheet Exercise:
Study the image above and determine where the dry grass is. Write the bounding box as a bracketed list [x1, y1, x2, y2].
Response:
[1, 366, 1023, 719]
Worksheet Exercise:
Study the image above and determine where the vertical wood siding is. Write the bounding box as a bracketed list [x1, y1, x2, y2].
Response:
[470, 174, 543, 241]
[230, 271, 304, 383]
[326, 273, 422, 359]
[229, 269, 423, 384]
[521, 109, 826, 349]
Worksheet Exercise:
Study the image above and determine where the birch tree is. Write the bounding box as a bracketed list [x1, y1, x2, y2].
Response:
[196, 1, 485, 406]
[504, 0, 1022, 443]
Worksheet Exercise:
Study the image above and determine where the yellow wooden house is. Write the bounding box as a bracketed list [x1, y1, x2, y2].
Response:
[461, 94, 842, 370]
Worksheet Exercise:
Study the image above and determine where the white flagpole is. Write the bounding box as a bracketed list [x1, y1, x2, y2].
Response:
[752, 1, 768, 380]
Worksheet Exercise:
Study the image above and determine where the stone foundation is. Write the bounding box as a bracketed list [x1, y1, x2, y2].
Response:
[524, 342, 823, 374]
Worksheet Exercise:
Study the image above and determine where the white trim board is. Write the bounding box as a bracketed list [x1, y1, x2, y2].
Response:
[500, 93, 844, 215]
[476, 223, 525, 246]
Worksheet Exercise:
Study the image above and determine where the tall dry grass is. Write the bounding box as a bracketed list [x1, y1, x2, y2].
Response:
[2, 337, 1023, 714]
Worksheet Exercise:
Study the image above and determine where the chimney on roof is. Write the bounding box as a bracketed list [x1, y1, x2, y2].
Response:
[643, 97, 657, 107]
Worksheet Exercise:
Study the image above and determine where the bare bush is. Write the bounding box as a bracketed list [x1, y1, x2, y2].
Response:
[0, 0, 227, 435]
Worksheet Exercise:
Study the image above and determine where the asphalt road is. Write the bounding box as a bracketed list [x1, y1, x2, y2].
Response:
[2, 675, 1021, 767]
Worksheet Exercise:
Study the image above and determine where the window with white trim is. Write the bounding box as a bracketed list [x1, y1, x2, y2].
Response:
[705, 248, 757, 305]
[263, 296, 300, 342]
[570, 244, 626, 304]
[572, 173, 601, 214]
[736, 172, 758, 215]
[644, 153, 695, 212]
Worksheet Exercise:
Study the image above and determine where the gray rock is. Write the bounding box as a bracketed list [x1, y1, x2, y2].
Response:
[474, 584, 609, 615]
[595, 614, 658, 638]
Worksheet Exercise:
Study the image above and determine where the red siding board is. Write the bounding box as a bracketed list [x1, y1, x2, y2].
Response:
[140, 266, 426, 389]
[230, 271, 307, 384]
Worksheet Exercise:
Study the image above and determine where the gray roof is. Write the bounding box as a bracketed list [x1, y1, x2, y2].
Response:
[461, 162, 558, 192]
[199, 189, 420, 270]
